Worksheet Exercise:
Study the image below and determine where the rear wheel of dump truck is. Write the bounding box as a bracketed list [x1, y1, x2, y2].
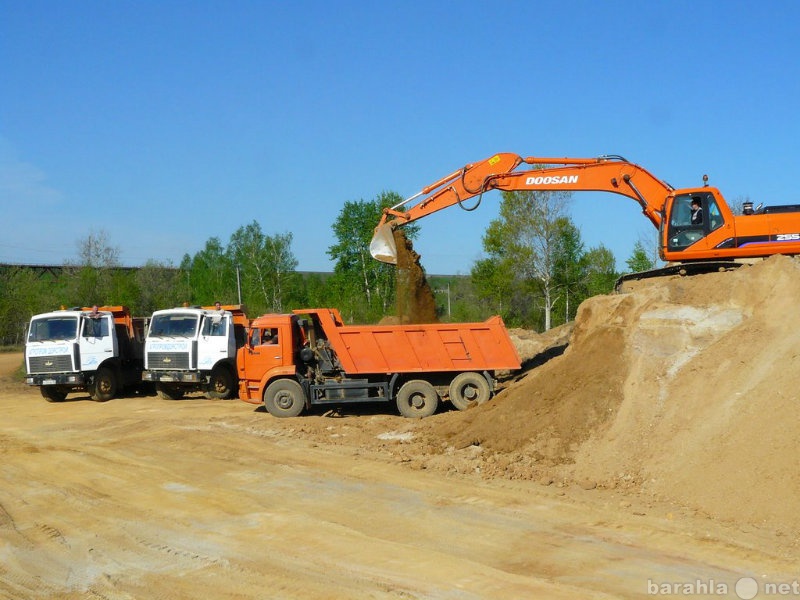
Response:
[396, 380, 439, 418]
[264, 379, 305, 418]
[208, 366, 235, 399]
[449, 372, 491, 411]
[40, 386, 67, 402]
[156, 383, 184, 400]
[89, 367, 117, 402]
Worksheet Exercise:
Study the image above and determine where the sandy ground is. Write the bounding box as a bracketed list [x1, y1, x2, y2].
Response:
[2, 257, 800, 599]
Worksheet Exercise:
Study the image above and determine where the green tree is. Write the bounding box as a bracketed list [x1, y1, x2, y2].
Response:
[228, 222, 299, 314]
[552, 218, 585, 326]
[471, 188, 573, 330]
[64, 229, 122, 305]
[0, 267, 56, 346]
[444, 275, 488, 323]
[470, 257, 514, 317]
[182, 237, 237, 306]
[582, 245, 618, 297]
[297, 272, 330, 309]
[135, 260, 184, 315]
[625, 240, 655, 274]
[328, 192, 415, 322]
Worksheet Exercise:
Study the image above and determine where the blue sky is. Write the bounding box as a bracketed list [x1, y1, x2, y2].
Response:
[2, 1, 800, 275]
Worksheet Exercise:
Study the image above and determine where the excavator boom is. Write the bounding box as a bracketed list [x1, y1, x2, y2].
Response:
[370, 153, 673, 264]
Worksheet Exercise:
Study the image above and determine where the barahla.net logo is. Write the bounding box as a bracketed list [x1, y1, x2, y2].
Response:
[648, 576, 800, 598]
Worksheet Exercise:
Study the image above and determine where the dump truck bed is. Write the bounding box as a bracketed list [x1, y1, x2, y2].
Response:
[296, 308, 521, 375]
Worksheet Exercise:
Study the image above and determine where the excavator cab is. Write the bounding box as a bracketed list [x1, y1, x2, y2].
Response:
[666, 192, 725, 252]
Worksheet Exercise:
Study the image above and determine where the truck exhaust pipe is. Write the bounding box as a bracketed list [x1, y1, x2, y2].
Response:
[369, 223, 397, 264]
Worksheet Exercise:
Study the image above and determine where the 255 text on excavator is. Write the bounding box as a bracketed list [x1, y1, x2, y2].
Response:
[370, 152, 800, 283]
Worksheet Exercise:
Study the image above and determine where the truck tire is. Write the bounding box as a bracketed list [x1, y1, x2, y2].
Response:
[156, 383, 184, 400]
[40, 387, 67, 403]
[208, 366, 235, 399]
[396, 380, 439, 418]
[448, 372, 491, 411]
[89, 367, 117, 402]
[264, 379, 306, 418]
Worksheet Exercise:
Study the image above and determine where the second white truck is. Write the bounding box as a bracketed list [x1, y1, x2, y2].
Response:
[142, 304, 248, 399]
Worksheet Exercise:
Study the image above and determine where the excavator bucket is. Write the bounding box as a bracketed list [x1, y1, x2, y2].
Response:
[369, 223, 397, 264]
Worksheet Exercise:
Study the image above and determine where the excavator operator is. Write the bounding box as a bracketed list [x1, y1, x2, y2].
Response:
[690, 198, 703, 225]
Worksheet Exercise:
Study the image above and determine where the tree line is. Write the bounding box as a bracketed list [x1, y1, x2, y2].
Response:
[0, 190, 654, 346]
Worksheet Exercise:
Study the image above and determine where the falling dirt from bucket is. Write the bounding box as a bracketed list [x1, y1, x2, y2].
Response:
[394, 228, 438, 324]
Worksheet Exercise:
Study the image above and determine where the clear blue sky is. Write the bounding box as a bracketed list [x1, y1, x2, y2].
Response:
[2, 1, 800, 275]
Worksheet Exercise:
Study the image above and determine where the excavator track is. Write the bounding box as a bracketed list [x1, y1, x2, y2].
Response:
[615, 260, 747, 292]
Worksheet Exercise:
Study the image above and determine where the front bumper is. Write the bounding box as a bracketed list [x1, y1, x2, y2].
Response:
[26, 372, 85, 386]
[142, 370, 204, 384]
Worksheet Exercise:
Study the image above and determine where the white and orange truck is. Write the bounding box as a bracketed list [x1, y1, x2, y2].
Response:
[25, 305, 147, 402]
[237, 308, 520, 418]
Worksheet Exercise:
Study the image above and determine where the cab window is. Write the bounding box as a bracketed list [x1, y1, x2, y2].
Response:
[83, 316, 109, 338]
[250, 327, 278, 346]
[707, 196, 723, 232]
[670, 194, 704, 227]
[202, 315, 227, 337]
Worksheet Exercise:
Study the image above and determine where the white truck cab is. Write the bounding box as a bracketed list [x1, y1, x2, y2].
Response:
[25, 306, 145, 402]
[142, 305, 247, 399]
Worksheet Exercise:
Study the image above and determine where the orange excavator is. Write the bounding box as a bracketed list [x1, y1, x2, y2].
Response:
[370, 152, 800, 282]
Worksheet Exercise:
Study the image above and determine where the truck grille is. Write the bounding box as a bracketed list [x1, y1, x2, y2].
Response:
[147, 352, 191, 370]
[29, 355, 74, 374]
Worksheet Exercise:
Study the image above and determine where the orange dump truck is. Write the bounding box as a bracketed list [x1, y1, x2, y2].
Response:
[237, 308, 521, 418]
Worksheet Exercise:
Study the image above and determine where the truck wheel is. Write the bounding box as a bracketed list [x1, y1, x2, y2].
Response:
[264, 379, 305, 418]
[40, 387, 67, 402]
[396, 380, 439, 418]
[90, 367, 117, 402]
[156, 383, 184, 400]
[448, 372, 491, 411]
[208, 366, 235, 399]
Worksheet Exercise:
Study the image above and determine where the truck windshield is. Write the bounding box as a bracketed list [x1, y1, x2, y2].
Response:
[28, 316, 79, 342]
[148, 313, 199, 338]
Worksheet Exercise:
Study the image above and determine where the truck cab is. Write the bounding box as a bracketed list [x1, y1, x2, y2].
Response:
[25, 306, 146, 402]
[236, 314, 305, 402]
[143, 305, 248, 399]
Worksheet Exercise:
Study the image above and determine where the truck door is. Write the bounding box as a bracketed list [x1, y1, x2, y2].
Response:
[79, 315, 115, 370]
[199, 313, 230, 371]
[242, 326, 286, 379]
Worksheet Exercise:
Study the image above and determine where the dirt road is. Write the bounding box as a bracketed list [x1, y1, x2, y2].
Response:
[0, 353, 795, 600]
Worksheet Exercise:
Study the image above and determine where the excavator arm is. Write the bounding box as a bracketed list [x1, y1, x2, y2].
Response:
[370, 152, 674, 264]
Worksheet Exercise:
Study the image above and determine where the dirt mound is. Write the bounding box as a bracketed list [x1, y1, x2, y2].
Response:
[508, 322, 573, 365]
[427, 255, 800, 533]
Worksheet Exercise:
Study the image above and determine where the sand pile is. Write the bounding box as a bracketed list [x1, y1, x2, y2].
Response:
[431, 255, 800, 532]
